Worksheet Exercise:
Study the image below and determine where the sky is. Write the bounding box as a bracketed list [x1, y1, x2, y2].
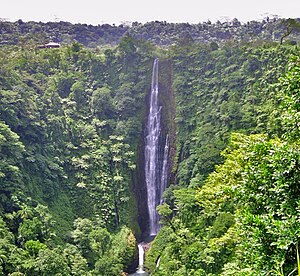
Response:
[1, 0, 300, 25]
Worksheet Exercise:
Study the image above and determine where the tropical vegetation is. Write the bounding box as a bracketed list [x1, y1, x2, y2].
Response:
[0, 18, 300, 275]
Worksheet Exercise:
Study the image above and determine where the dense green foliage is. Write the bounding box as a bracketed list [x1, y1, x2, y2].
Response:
[1, 18, 300, 275]
[0, 38, 158, 274]
[1, 18, 300, 47]
[172, 43, 297, 185]
[147, 50, 300, 275]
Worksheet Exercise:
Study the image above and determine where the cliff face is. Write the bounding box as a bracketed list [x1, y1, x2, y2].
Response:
[157, 59, 176, 186]
[134, 59, 176, 239]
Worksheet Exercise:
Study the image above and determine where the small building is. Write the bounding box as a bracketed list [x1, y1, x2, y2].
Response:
[38, 42, 61, 49]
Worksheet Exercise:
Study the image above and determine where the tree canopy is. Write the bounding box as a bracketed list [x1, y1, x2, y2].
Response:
[1, 19, 300, 275]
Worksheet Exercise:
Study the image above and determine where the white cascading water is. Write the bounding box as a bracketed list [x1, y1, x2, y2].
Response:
[145, 58, 169, 236]
[160, 135, 169, 203]
[145, 58, 160, 236]
[136, 244, 145, 274]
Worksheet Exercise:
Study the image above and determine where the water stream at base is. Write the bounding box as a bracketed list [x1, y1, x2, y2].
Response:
[136, 244, 146, 274]
[129, 243, 149, 276]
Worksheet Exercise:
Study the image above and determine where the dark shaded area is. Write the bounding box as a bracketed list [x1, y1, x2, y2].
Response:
[134, 59, 176, 239]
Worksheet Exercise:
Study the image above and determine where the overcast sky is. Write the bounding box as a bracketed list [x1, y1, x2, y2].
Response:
[1, 0, 300, 25]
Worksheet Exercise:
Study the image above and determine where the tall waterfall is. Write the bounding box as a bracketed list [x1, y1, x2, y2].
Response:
[145, 58, 169, 236]
[160, 135, 169, 203]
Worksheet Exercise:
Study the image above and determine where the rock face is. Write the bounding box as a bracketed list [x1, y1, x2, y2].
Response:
[134, 59, 176, 239]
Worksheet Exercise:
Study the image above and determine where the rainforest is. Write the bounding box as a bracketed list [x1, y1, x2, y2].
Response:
[0, 18, 300, 275]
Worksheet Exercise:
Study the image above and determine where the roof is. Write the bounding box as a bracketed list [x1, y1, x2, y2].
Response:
[45, 42, 61, 46]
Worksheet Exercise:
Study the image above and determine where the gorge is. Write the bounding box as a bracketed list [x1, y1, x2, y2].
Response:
[130, 58, 175, 275]
[144, 58, 169, 237]
[0, 20, 300, 275]
[135, 57, 176, 242]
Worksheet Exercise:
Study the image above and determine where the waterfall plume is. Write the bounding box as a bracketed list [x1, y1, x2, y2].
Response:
[144, 58, 169, 236]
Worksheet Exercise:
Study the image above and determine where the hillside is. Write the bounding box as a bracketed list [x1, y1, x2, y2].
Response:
[0, 19, 300, 275]
[147, 43, 300, 275]
[1, 18, 300, 47]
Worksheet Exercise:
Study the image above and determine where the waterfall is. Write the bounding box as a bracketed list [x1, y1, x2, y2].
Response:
[136, 244, 145, 273]
[145, 58, 160, 236]
[144, 58, 169, 236]
[160, 135, 169, 203]
[138, 244, 144, 268]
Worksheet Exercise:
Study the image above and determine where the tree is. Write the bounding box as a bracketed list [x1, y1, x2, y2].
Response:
[0, 121, 24, 193]
[88, 228, 111, 257]
[91, 87, 115, 119]
[70, 81, 86, 107]
[280, 18, 300, 44]
[24, 240, 47, 256]
[276, 55, 300, 141]
[18, 217, 43, 245]
[33, 248, 70, 276]
[118, 35, 136, 57]
[157, 203, 176, 233]
[63, 244, 90, 276]
[0, 217, 16, 275]
[72, 218, 94, 259]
